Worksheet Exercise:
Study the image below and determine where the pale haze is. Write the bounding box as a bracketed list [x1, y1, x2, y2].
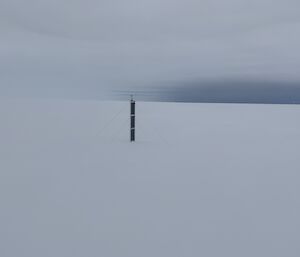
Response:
[1, 0, 300, 100]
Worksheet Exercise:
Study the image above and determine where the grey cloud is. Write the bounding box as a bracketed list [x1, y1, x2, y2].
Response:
[1, 0, 300, 101]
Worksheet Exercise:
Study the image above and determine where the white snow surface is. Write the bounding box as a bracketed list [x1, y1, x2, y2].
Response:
[1, 99, 300, 257]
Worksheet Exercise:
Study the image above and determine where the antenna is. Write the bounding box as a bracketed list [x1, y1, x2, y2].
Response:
[130, 95, 135, 142]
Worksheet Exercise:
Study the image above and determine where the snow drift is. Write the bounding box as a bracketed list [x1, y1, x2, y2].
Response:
[1, 99, 300, 257]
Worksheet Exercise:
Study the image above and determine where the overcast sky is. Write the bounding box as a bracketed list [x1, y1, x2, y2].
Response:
[1, 0, 300, 99]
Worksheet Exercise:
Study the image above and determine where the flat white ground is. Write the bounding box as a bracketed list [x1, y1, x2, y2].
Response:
[1, 99, 300, 257]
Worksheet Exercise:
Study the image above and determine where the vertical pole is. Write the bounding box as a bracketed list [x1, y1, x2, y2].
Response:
[130, 96, 135, 142]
